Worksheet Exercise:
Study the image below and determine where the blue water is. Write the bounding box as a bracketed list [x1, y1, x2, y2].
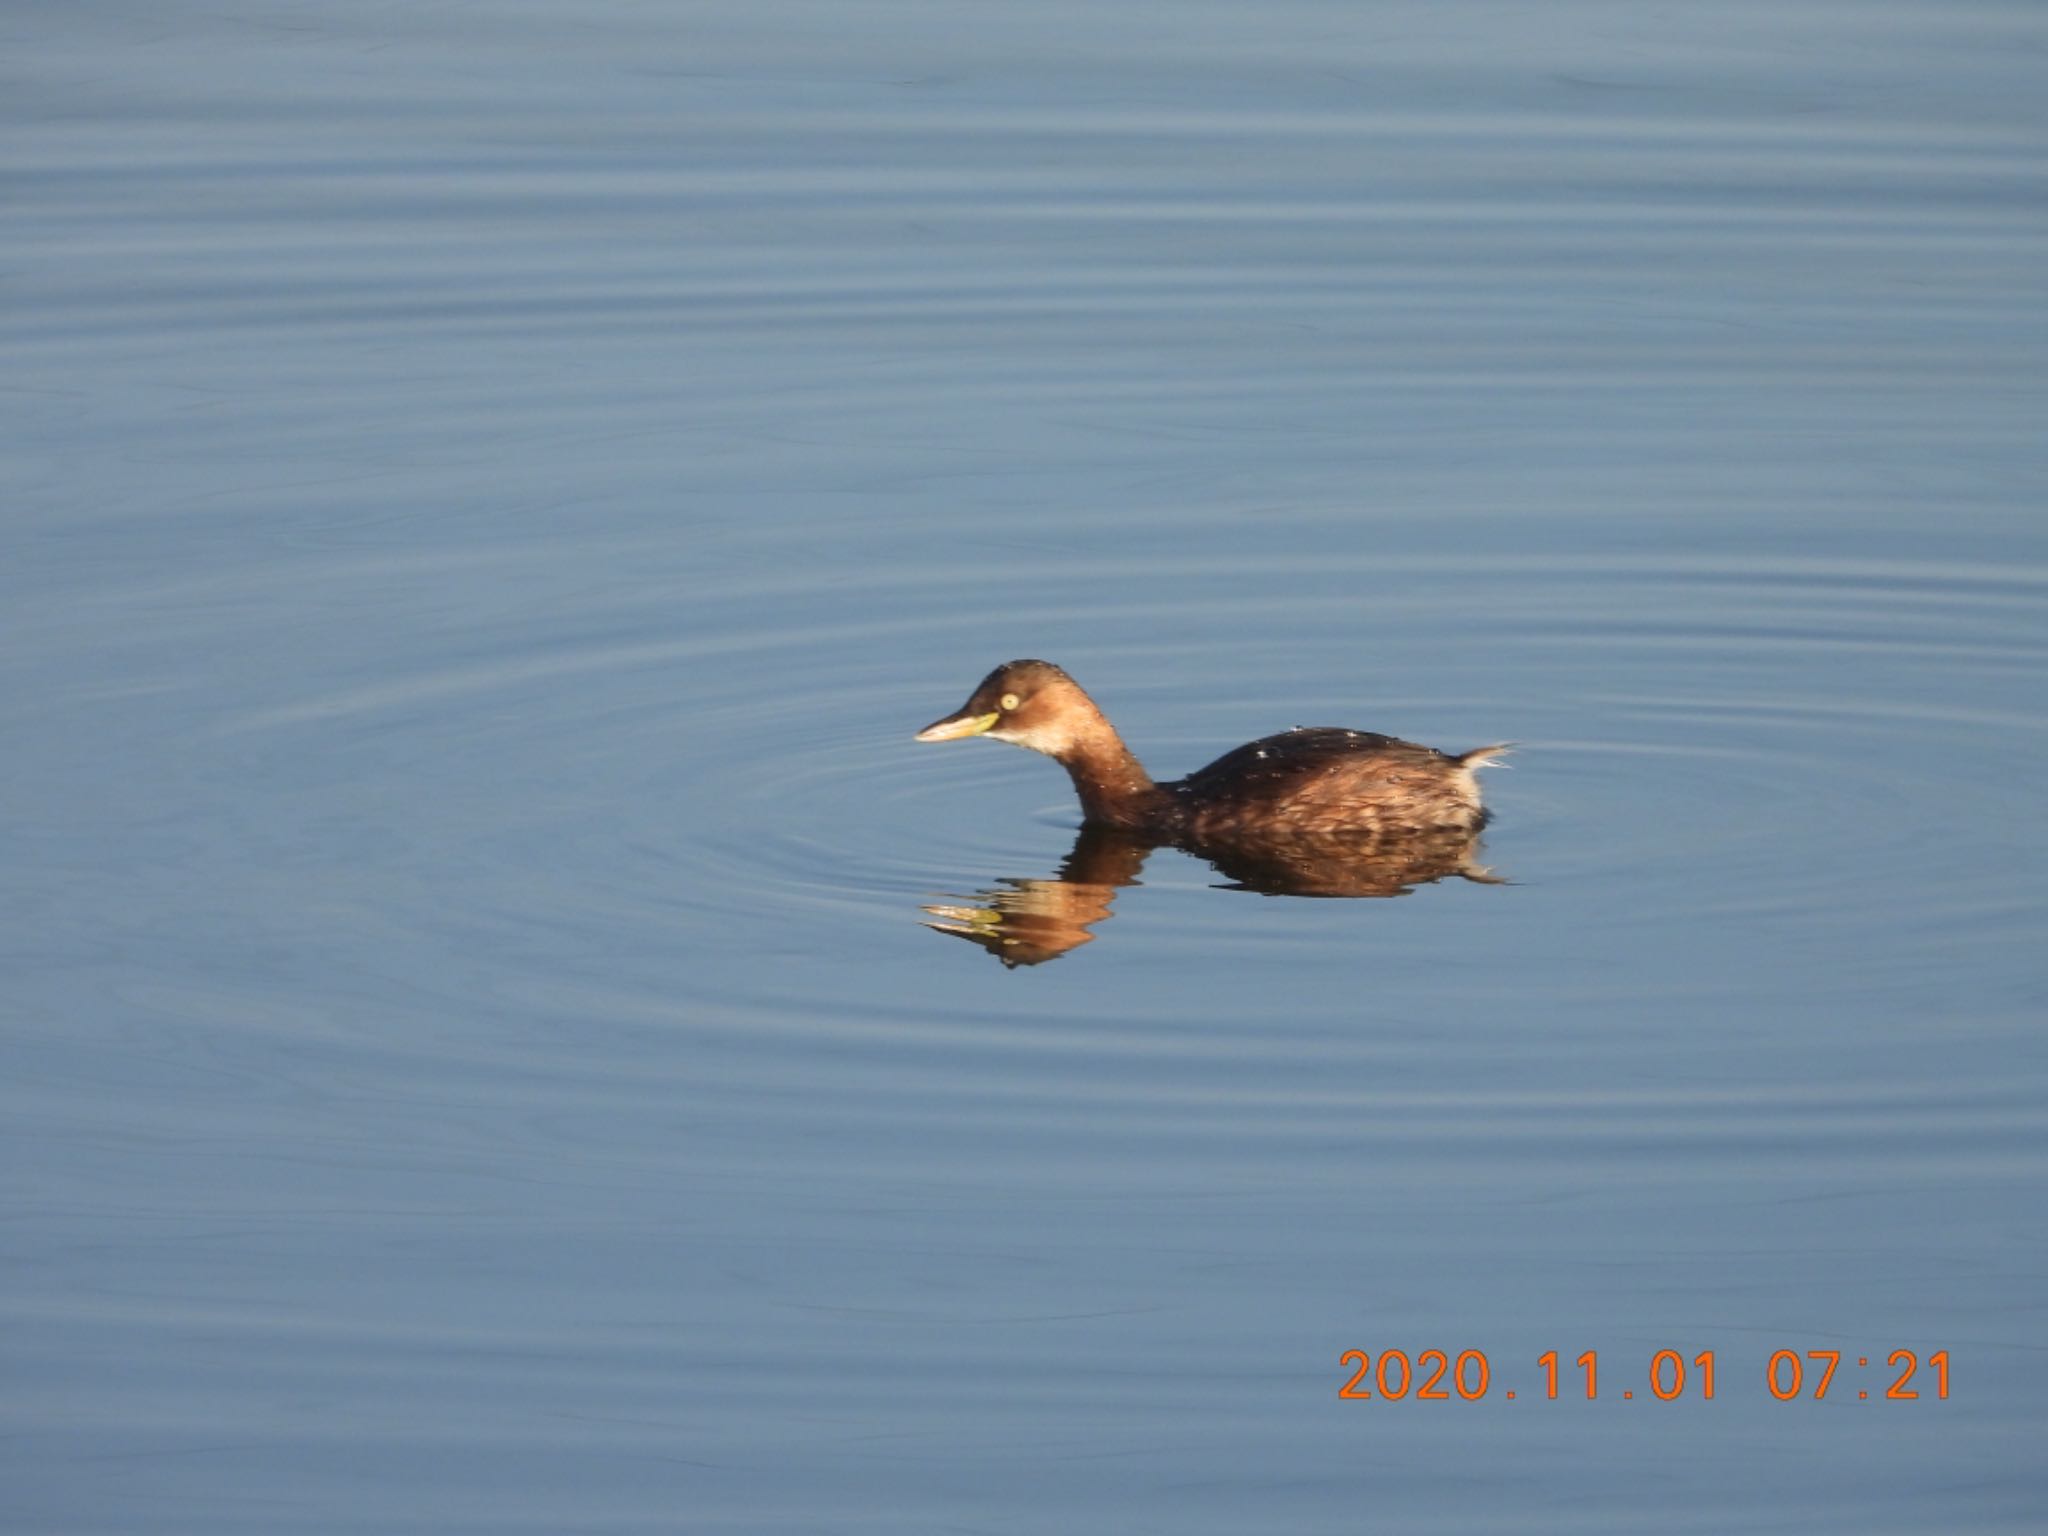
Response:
[6, 3, 2046, 1530]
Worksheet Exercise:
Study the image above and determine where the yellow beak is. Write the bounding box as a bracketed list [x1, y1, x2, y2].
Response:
[915, 710, 1000, 743]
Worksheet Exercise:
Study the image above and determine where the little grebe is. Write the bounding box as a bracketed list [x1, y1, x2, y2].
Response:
[916, 660, 1507, 838]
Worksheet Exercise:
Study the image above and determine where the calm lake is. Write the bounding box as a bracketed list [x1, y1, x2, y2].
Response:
[6, 2, 2046, 1530]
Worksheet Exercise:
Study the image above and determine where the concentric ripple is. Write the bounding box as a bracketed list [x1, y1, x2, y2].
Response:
[156, 535, 2048, 1027]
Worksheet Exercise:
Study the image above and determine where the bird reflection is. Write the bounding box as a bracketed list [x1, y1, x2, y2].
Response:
[922, 824, 1501, 967]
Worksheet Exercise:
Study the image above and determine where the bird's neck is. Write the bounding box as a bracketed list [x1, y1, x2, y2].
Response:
[1055, 726, 1164, 830]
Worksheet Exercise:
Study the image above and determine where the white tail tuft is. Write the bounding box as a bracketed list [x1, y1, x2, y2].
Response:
[1456, 743, 1514, 771]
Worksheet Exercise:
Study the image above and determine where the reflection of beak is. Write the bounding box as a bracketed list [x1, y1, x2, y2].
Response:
[921, 902, 1001, 930]
[915, 710, 1000, 743]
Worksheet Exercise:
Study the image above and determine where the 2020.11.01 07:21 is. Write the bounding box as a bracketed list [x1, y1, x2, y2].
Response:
[1336, 1349, 1950, 1402]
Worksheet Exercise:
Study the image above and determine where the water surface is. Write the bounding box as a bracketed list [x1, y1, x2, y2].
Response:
[5, 3, 2046, 1530]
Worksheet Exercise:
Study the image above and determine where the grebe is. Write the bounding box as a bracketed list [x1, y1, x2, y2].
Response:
[915, 660, 1506, 838]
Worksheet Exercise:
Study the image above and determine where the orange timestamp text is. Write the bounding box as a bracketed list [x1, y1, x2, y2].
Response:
[1337, 1348, 1949, 1402]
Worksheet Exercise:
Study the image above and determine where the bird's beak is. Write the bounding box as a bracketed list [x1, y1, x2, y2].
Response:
[915, 709, 1000, 743]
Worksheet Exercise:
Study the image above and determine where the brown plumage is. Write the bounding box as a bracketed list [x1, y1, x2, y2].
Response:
[915, 659, 1507, 839]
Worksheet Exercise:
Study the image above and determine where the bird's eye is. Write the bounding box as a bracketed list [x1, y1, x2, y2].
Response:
[999, 692, 1021, 711]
